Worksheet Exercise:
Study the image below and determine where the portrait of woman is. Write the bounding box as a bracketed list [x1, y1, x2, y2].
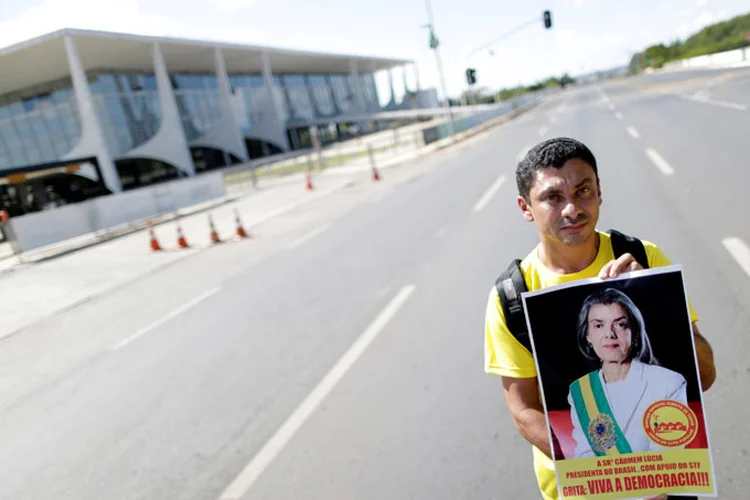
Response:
[567, 288, 688, 458]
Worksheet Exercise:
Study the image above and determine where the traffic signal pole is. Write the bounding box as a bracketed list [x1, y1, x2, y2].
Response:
[463, 10, 553, 101]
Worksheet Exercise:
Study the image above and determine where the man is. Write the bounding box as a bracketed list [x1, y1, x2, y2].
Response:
[483, 137, 716, 500]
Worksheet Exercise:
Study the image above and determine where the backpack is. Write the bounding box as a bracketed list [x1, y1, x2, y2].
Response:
[494, 229, 649, 355]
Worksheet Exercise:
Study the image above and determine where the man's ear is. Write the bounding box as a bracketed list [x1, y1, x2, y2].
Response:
[517, 195, 534, 222]
[597, 178, 603, 207]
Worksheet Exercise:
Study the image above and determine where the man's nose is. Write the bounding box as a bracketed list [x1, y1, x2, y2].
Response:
[560, 200, 581, 219]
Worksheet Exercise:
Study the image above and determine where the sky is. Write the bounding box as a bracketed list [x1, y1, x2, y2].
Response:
[0, 0, 748, 102]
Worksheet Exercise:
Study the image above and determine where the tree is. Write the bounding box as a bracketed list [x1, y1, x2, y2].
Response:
[628, 12, 750, 74]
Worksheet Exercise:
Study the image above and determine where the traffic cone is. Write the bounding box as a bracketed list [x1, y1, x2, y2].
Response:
[371, 166, 380, 182]
[208, 214, 221, 244]
[147, 220, 162, 251]
[176, 220, 189, 249]
[234, 209, 249, 239]
[305, 170, 314, 191]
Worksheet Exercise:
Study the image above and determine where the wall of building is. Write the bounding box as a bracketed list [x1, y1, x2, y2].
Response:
[0, 34, 424, 208]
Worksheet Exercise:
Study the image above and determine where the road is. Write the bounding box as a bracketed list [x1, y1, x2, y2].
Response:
[1, 67, 749, 499]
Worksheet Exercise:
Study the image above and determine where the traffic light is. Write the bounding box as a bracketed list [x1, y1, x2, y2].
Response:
[543, 10, 552, 29]
[466, 68, 477, 85]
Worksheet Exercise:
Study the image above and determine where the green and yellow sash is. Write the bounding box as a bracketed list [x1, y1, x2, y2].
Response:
[570, 372, 633, 456]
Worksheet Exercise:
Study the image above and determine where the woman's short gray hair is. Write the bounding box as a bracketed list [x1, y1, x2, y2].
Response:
[576, 288, 657, 365]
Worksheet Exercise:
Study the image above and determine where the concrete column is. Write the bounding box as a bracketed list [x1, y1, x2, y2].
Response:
[413, 62, 420, 91]
[261, 51, 291, 150]
[367, 61, 379, 112]
[116, 43, 195, 176]
[151, 42, 195, 175]
[214, 47, 249, 162]
[63, 35, 122, 193]
[402, 66, 410, 92]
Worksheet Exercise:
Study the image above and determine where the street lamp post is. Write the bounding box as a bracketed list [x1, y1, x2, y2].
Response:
[423, 0, 455, 138]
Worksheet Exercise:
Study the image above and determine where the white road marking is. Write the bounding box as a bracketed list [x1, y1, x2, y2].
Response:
[597, 87, 610, 103]
[538, 125, 548, 136]
[112, 287, 221, 350]
[679, 94, 747, 111]
[218, 284, 417, 499]
[722, 237, 750, 277]
[473, 175, 506, 212]
[516, 144, 531, 162]
[626, 126, 640, 139]
[615, 111, 624, 121]
[645, 148, 675, 176]
[286, 223, 332, 250]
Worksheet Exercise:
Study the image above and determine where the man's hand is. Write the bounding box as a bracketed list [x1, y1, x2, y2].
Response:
[598, 253, 643, 279]
[501, 376, 552, 458]
[693, 322, 716, 391]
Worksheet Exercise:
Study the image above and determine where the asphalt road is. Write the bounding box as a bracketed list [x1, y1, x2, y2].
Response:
[1, 68, 749, 500]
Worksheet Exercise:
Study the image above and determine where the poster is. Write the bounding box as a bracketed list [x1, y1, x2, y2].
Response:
[521, 265, 716, 499]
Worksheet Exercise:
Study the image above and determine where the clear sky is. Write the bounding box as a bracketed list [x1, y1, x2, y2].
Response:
[0, 0, 747, 102]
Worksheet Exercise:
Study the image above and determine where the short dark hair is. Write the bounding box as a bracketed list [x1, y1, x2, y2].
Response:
[576, 288, 657, 366]
[516, 137, 599, 201]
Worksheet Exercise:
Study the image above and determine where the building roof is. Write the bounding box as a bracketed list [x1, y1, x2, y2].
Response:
[0, 28, 412, 97]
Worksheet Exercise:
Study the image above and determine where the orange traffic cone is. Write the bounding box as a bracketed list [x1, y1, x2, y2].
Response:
[305, 170, 314, 191]
[147, 220, 162, 251]
[371, 166, 380, 182]
[234, 209, 249, 239]
[176, 220, 189, 249]
[208, 214, 221, 244]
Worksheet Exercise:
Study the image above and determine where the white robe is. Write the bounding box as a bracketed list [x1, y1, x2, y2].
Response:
[567, 359, 688, 459]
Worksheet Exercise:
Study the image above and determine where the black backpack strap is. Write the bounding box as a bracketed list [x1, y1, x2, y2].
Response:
[608, 229, 649, 269]
[495, 259, 532, 354]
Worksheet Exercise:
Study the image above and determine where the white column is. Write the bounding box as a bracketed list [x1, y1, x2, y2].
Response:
[63, 35, 122, 193]
[214, 47, 248, 162]
[261, 51, 291, 150]
[152, 43, 195, 175]
[413, 62, 420, 90]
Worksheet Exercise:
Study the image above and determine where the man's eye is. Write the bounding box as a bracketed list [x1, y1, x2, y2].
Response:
[579, 187, 591, 195]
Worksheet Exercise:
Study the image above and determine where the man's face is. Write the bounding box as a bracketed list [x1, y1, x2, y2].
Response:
[518, 159, 602, 247]
[586, 303, 633, 364]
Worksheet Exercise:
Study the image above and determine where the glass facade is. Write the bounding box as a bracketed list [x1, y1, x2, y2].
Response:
[0, 78, 81, 170]
[362, 74, 379, 111]
[171, 73, 222, 141]
[0, 65, 391, 174]
[306, 75, 337, 117]
[330, 75, 356, 115]
[88, 71, 161, 157]
[228, 72, 380, 131]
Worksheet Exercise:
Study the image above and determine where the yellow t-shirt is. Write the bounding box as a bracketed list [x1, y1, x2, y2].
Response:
[484, 230, 699, 500]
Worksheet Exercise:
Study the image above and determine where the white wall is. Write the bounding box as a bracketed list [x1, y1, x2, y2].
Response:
[676, 48, 749, 69]
[8, 173, 225, 253]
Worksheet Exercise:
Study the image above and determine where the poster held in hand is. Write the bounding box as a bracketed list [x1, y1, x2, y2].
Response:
[521, 265, 716, 499]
